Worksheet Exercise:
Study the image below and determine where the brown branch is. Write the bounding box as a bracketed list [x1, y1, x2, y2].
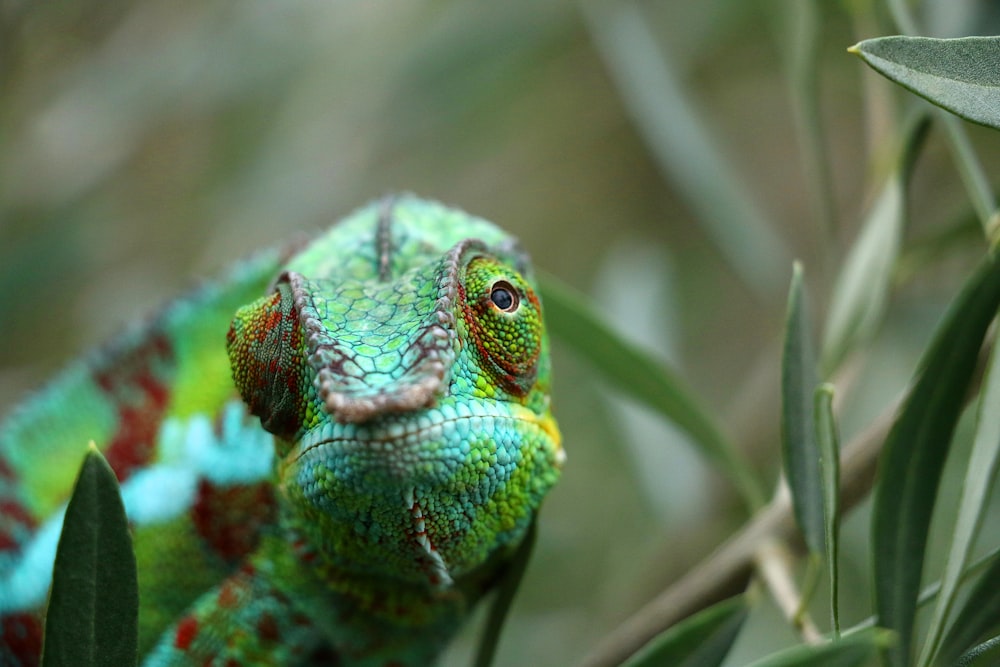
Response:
[578, 399, 897, 667]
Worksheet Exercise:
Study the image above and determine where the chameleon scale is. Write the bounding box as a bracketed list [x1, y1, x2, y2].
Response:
[0, 195, 563, 666]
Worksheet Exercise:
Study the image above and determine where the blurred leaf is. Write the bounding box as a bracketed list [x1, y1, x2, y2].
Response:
[850, 36, 1000, 130]
[540, 273, 765, 509]
[918, 337, 1000, 666]
[474, 519, 536, 667]
[871, 253, 1000, 667]
[620, 595, 747, 667]
[42, 446, 138, 667]
[815, 383, 842, 636]
[956, 635, 1000, 667]
[581, 0, 791, 299]
[935, 544, 1000, 665]
[820, 173, 903, 375]
[781, 262, 824, 555]
[744, 629, 891, 667]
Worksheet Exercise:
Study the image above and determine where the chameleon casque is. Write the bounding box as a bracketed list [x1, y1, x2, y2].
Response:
[0, 195, 564, 665]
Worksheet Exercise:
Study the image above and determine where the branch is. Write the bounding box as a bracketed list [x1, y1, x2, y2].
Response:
[578, 397, 897, 667]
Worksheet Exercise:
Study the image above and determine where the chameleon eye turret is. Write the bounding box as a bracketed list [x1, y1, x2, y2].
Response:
[1, 194, 562, 666]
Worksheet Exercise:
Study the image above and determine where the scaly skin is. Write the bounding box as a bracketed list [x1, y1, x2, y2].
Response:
[0, 195, 563, 666]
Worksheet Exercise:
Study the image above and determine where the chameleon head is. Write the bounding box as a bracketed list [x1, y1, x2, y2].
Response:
[226, 198, 563, 586]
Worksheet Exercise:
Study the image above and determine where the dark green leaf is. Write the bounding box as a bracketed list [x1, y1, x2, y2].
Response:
[815, 383, 842, 636]
[474, 519, 536, 667]
[621, 595, 747, 667]
[540, 273, 765, 509]
[850, 36, 1000, 130]
[936, 548, 1000, 665]
[918, 338, 1000, 666]
[956, 635, 1000, 667]
[42, 447, 138, 667]
[745, 629, 891, 667]
[782, 262, 824, 556]
[871, 254, 1000, 667]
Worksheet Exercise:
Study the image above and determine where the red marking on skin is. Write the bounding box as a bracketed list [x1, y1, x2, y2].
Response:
[0, 612, 43, 666]
[0, 499, 37, 552]
[0, 458, 15, 480]
[256, 613, 281, 643]
[217, 580, 239, 609]
[174, 615, 199, 650]
[0, 500, 35, 529]
[95, 333, 174, 482]
[191, 479, 276, 563]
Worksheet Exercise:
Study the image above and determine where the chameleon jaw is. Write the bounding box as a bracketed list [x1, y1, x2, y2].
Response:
[405, 486, 454, 588]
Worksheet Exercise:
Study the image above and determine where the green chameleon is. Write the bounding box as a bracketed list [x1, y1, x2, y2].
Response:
[0, 195, 564, 665]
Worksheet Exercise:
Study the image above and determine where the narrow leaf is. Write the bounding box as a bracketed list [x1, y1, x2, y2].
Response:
[782, 262, 824, 555]
[621, 595, 747, 667]
[872, 254, 1000, 667]
[820, 173, 904, 375]
[919, 334, 1000, 666]
[42, 446, 138, 667]
[474, 519, 537, 667]
[957, 635, 1000, 667]
[581, 0, 791, 297]
[540, 274, 765, 509]
[815, 383, 842, 636]
[936, 547, 1000, 665]
[850, 36, 1000, 130]
[745, 629, 891, 667]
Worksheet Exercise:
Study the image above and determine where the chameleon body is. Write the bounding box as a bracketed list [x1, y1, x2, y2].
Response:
[0, 195, 563, 666]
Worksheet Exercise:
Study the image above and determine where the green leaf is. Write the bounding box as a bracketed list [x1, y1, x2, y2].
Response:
[918, 336, 1000, 666]
[815, 383, 842, 636]
[956, 635, 1000, 667]
[782, 262, 824, 556]
[850, 36, 1000, 131]
[820, 173, 903, 375]
[871, 253, 1000, 667]
[539, 273, 765, 510]
[473, 518, 537, 667]
[580, 1, 791, 298]
[621, 595, 748, 667]
[935, 547, 1000, 665]
[42, 446, 138, 667]
[745, 630, 891, 667]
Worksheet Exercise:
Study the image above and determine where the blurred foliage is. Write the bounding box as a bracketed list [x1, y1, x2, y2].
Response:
[6, 0, 1000, 665]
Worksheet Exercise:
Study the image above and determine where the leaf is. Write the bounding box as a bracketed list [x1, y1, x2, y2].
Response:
[935, 546, 1000, 665]
[820, 173, 903, 375]
[815, 383, 842, 636]
[744, 629, 891, 667]
[850, 36, 1000, 131]
[539, 273, 765, 509]
[42, 446, 138, 667]
[580, 0, 791, 298]
[918, 336, 1000, 666]
[473, 518, 537, 667]
[871, 253, 1000, 667]
[956, 635, 1000, 667]
[620, 595, 748, 667]
[782, 262, 824, 556]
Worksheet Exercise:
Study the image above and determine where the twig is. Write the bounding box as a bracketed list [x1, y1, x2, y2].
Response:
[578, 397, 897, 667]
[754, 537, 823, 644]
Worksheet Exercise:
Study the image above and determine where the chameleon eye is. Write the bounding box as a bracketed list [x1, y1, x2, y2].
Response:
[461, 257, 542, 396]
[489, 281, 519, 313]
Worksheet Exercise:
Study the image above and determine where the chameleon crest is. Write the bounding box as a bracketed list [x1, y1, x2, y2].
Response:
[0, 195, 563, 666]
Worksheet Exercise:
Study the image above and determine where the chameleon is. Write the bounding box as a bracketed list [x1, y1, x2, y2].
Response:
[0, 194, 564, 666]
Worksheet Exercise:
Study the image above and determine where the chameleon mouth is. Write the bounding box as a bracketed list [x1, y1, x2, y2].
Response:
[292, 401, 558, 466]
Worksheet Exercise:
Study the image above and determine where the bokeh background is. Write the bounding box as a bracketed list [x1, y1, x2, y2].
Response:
[4, 1, 1000, 664]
